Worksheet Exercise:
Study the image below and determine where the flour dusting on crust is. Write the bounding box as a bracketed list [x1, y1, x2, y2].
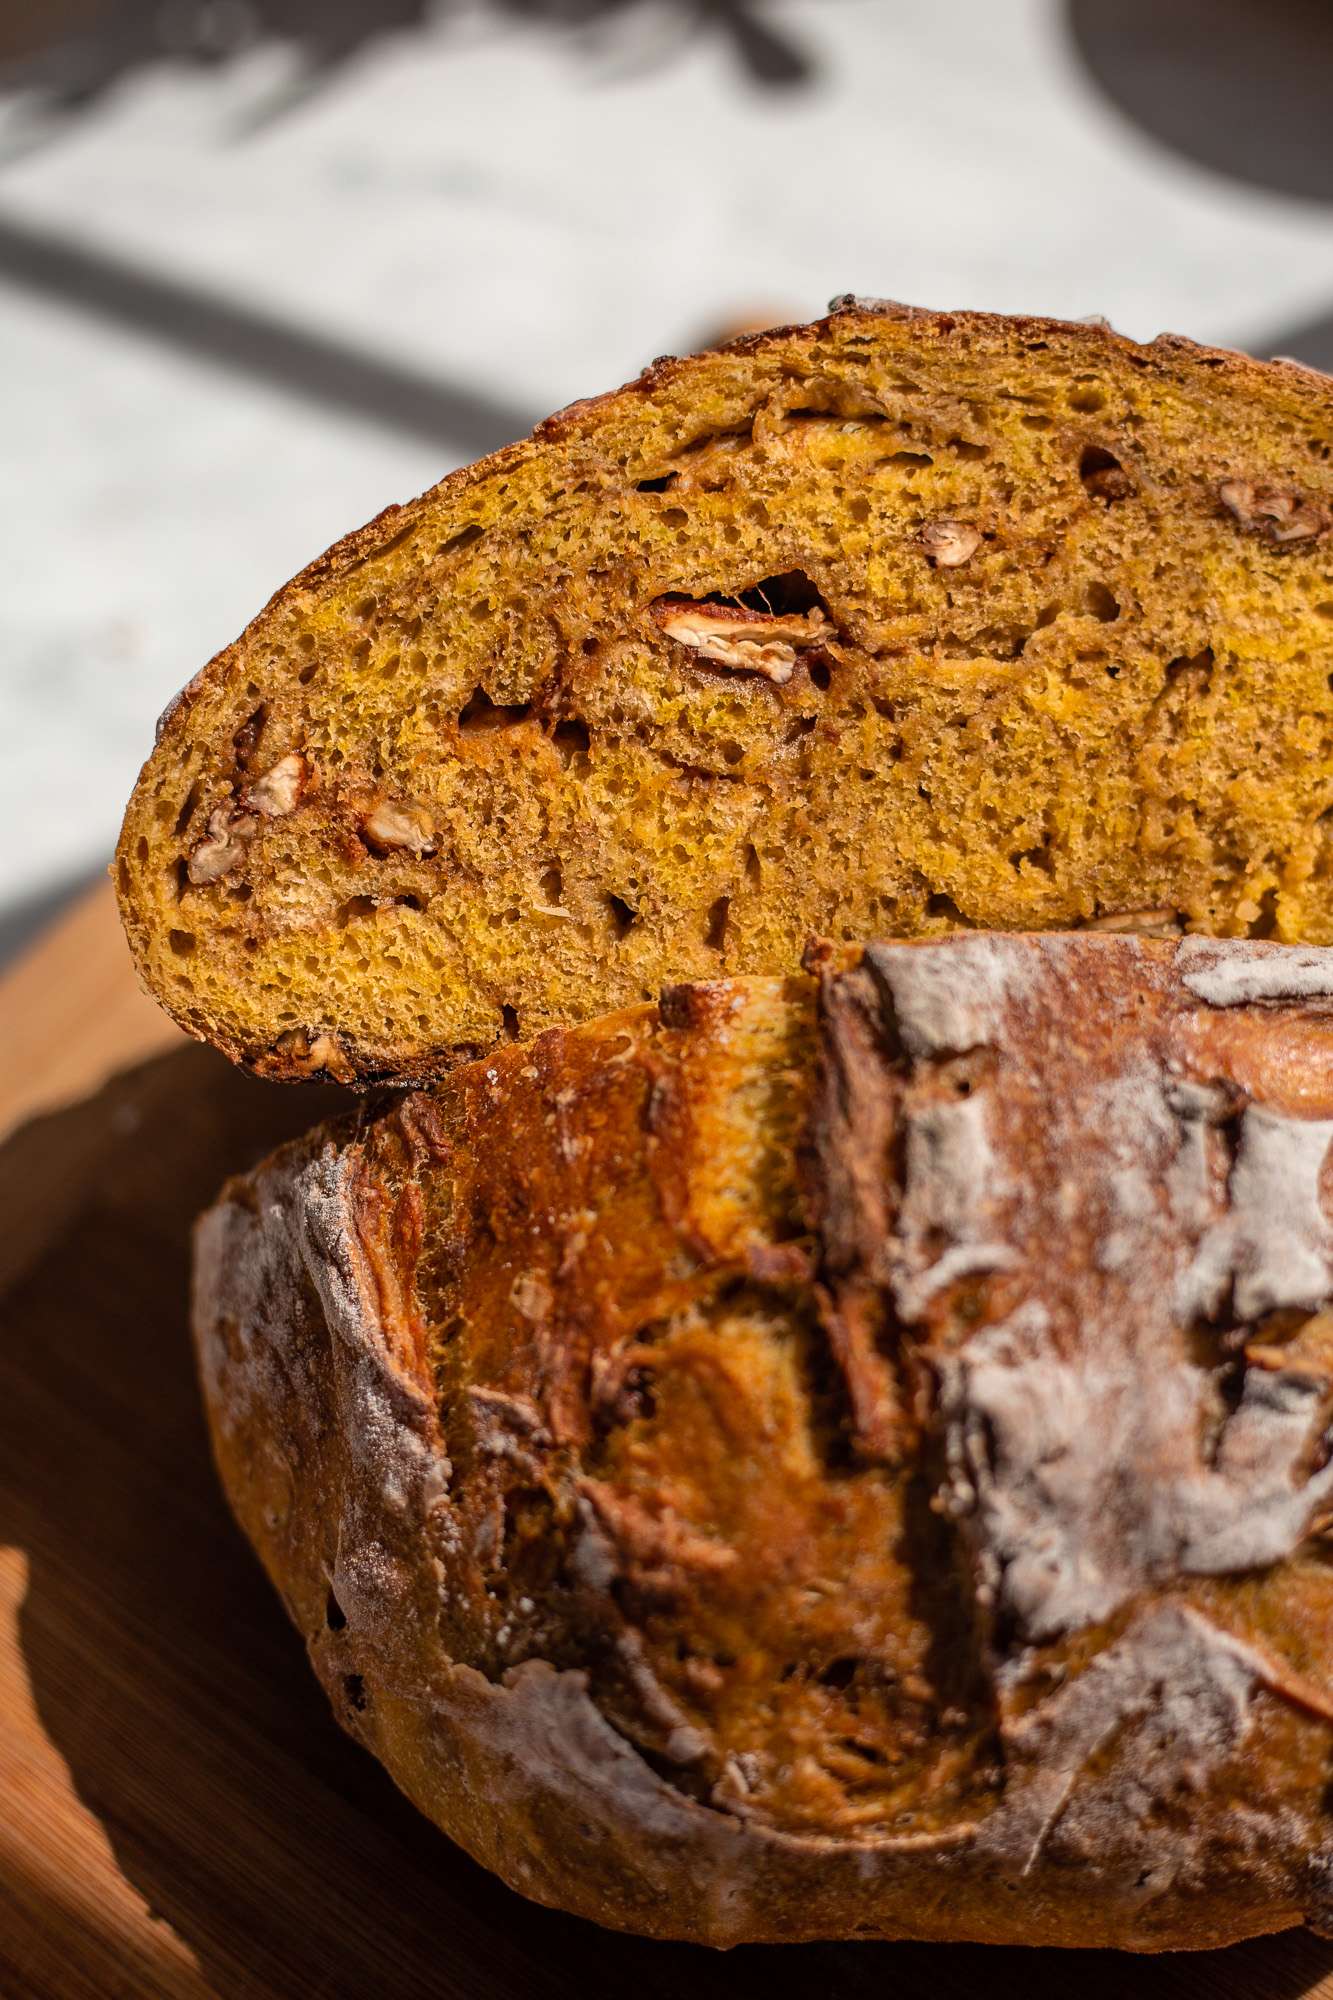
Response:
[826, 934, 1333, 1652]
[1178, 937, 1333, 1007]
[192, 933, 1333, 1948]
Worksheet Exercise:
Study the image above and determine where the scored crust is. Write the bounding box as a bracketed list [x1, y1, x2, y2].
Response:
[194, 931, 1333, 1948]
[122, 299, 1333, 1083]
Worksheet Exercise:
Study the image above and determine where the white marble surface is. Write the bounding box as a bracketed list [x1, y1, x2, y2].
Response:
[3, 0, 1332, 916]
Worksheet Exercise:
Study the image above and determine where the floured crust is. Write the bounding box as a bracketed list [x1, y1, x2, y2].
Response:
[195, 934, 1333, 1947]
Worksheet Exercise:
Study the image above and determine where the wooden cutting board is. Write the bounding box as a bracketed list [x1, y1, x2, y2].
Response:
[3, 882, 1333, 2000]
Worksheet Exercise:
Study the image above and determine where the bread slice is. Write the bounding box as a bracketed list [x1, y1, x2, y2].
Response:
[120, 300, 1333, 1082]
[194, 931, 1333, 1947]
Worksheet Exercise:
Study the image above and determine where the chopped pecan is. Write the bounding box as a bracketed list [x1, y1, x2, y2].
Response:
[653, 598, 830, 685]
[272, 1026, 353, 1080]
[187, 807, 257, 886]
[363, 798, 436, 855]
[1218, 479, 1330, 546]
[246, 750, 309, 818]
[1082, 907, 1183, 938]
[918, 519, 981, 567]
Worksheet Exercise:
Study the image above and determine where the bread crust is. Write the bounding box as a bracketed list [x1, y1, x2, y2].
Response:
[121, 300, 1333, 1082]
[195, 934, 1333, 1947]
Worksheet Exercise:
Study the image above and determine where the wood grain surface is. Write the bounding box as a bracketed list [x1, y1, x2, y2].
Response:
[4, 882, 1333, 1998]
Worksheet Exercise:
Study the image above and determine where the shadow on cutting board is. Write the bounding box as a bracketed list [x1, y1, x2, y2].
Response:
[2, 1043, 1332, 1999]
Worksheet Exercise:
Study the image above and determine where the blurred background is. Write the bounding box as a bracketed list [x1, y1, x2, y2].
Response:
[2, 0, 1332, 963]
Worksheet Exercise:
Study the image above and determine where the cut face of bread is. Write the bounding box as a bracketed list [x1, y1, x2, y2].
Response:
[194, 934, 1333, 1947]
[119, 301, 1333, 1081]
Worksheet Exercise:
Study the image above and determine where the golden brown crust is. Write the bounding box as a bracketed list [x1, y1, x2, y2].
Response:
[120, 300, 1333, 1082]
[194, 933, 1333, 1947]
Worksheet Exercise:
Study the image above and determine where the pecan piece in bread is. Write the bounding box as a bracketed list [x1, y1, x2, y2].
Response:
[651, 597, 830, 683]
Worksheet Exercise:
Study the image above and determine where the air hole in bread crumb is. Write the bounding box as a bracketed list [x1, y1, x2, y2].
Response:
[1248, 887, 1281, 939]
[735, 569, 828, 618]
[168, 929, 195, 957]
[1085, 580, 1121, 622]
[1080, 444, 1134, 501]
[606, 893, 638, 939]
[539, 866, 564, 905]
[459, 686, 533, 732]
[343, 1673, 367, 1712]
[233, 703, 268, 769]
[173, 780, 202, 839]
[437, 522, 485, 559]
[635, 473, 677, 493]
[325, 1587, 347, 1631]
[1069, 382, 1108, 413]
[926, 892, 968, 926]
[784, 404, 888, 430]
[818, 1656, 860, 1690]
[839, 1736, 890, 1765]
[551, 717, 592, 765]
[1011, 843, 1056, 876]
[744, 843, 762, 888]
[808, 658, 832, 691]
[705, 895, 731, 952]
[501, 1003, 521, 1039]
[1165, 646, 1215, 691]
[336, 896, 378, 927]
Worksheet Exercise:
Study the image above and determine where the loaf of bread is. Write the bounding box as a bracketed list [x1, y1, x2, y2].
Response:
[121, 301, 1333, 1085]
[193, 929, 1333, 1949]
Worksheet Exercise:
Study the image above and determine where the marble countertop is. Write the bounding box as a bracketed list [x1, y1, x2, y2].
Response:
[3, 0, 1331, 948]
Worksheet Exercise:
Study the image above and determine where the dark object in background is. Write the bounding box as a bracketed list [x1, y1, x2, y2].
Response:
[1066, 0, 1333, 371]
[0, 0, 816, 127]
[1067, 0, 1333, 203]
